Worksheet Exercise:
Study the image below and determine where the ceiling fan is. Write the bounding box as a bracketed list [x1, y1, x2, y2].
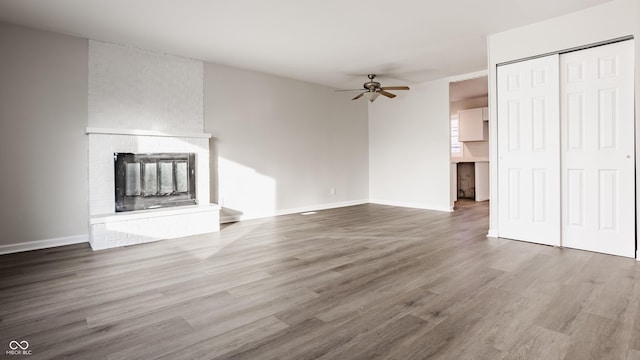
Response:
[338, 74, 410, 102]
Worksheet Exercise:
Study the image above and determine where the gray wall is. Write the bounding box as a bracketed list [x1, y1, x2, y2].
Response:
[368, 78, 451, 211]
[0, 22, 370, 248]
[204, 63, 369, 221]
[0, 23, 88, 246]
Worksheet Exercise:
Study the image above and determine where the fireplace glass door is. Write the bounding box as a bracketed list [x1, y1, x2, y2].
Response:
[115, 153, 197, 212]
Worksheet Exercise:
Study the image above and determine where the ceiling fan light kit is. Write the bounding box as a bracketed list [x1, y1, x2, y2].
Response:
[341, 74, 410, 102]
[363, 91, 380, 102]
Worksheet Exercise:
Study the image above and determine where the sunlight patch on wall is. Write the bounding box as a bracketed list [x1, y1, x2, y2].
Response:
[218, 157, 276, 220]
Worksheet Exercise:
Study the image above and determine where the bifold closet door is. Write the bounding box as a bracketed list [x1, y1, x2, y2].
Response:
[561, 40, 635, 258]
[497, 54, 561, 245]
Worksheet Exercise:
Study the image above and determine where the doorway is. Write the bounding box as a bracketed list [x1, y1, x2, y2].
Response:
[449, 75, 489, 210]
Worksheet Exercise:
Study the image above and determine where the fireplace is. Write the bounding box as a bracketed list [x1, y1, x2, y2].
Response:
[87, 41, 219, 251]
[114, 152, 197, 212]
[87, 131, 220, 251]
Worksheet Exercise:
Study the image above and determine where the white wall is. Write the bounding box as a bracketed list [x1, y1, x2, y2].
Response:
[487, 0, 640, 237]
[204, 63, 369, 221]
[0, 23, 88, 248]
[88, 40, 204, 133]
[369, 69, 488, 212]
[369, 79, 451, 211]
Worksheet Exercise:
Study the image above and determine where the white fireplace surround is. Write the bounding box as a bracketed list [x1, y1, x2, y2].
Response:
[87, 40, 219, 250]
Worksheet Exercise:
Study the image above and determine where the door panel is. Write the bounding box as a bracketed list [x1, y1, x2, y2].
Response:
[497, 54, 561, 245]
[561, 40, 635, 258]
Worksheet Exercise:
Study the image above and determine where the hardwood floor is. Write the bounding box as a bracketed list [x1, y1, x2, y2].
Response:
[1, 201, 640, 359]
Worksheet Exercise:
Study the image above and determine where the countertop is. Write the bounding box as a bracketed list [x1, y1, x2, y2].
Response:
[451, 157, 489, 163]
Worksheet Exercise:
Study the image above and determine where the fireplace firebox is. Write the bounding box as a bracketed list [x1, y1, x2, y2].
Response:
[114, 153, 197, 212]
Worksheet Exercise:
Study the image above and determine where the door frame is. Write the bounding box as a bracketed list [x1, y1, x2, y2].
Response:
[447, 70, 489, 211]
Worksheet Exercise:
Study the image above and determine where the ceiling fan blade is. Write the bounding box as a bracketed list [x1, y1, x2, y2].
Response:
[335, 89, 364, 92]
[381, 86, 410, 91]
[352, 93, 365, 100]
[379, 90, 396, 98]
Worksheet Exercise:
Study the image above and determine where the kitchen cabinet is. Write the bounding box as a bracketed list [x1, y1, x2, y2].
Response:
[475, 162, 489, 201]
[458, 107, 488, 142]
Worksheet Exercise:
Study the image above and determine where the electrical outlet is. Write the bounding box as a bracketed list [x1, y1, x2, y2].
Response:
[330, 187, 336, 195]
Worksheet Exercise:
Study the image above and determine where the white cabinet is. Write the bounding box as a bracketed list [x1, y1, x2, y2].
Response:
[450, 163, 457, 207]
[458, 108, 488, 142]
[474, 162, 489, 201]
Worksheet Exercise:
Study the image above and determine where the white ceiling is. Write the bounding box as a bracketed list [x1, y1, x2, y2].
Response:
[450, 76, 489, 102]
[0, 0, 613, 89]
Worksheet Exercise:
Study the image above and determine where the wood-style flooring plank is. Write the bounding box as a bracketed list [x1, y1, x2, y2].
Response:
[501, 325, 572, 360]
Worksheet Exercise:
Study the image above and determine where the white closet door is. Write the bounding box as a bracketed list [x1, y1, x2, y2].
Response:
[497, 54, 561, 245]
[561, 40, 635, 258]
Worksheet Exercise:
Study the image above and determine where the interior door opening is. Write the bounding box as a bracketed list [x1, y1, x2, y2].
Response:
[449, 75, 490, 211]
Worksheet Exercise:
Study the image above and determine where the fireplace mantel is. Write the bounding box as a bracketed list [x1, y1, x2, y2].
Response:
[86, 127, 212, 139]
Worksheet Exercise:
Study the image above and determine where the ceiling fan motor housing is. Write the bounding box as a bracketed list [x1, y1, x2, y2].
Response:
[364, 73, 380, 91]
[364, 81, 381, 91]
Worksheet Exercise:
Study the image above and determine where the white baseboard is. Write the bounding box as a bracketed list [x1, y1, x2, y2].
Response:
[486, 229, 498, 238]
[369, 199, 452, 212]
[220, 199, 369, 224]
[0, 234, 89, 255]
[275, 199, 369, 216]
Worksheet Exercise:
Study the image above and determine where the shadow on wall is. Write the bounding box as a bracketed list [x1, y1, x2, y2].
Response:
[210, 138, 276, 222]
